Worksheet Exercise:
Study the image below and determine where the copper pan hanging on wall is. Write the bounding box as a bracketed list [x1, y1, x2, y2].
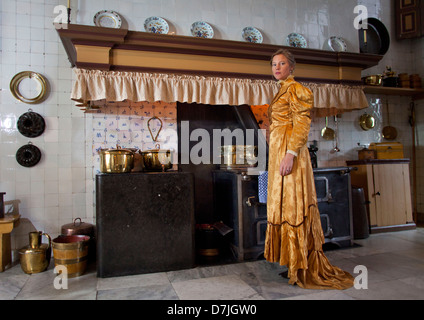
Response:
[382, 101, 397, 140]
[359, 113, 376, 131]
[321, 117, 335, 140]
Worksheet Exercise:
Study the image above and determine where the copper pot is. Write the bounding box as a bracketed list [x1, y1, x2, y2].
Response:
[220, 145, 258, 167]
[99, 145, 135, 173]
[139, 144, 173, 172]
[61, 218, 94, 237]
[61, 218, 95, 262]
[362, 75, 382, 86]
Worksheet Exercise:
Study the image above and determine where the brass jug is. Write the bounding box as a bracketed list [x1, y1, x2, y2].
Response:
[18, 231, 52, 274]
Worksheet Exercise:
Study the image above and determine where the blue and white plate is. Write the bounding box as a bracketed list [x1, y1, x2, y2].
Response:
[242, 27, 263, 43]
[144, 16, 169, 34]
[286, 33, 307, 48]
[191, 21, 214, 38]
[93, 10, 122, 29]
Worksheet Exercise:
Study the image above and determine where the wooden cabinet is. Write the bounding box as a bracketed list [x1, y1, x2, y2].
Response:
[395, 0, 423, 40]
[347, 160, 415, 233]
[96, 172, 195, 278]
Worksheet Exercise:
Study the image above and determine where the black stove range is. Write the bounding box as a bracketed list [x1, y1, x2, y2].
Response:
[213, 167, 353, 262]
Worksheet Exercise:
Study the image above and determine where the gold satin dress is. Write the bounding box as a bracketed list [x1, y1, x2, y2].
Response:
[264, 76, 354, 290]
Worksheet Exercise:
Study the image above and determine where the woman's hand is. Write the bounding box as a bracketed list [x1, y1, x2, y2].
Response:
[280, 153, 295, 176]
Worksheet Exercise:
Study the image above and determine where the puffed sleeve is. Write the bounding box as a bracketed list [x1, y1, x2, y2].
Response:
[286, 83, 314, 156]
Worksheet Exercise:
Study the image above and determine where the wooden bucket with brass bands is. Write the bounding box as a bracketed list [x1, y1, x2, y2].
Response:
[52, 235, 90, 278]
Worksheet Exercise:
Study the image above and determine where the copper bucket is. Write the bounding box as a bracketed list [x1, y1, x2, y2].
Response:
[52, 235, 90, 278]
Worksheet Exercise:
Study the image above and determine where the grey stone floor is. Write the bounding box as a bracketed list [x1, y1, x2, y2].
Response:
[1, 228, 424, 300]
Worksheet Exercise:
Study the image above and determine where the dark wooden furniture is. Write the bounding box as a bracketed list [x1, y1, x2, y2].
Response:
[395, 0, 424, 40]
[96, 172, 195, 278]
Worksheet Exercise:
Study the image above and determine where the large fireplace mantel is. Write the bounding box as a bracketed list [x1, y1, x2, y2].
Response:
[56, 23, 382, 84]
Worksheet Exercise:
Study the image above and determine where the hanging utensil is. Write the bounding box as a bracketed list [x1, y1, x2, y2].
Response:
[359, 113, 376, 131]
[321, 116, 335, 140]
[331, 115, 340, 153]
[17, 109, 46, 138]
[382, 100, 398, 140]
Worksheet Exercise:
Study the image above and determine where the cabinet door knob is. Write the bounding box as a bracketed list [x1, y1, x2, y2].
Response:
[375, 192, 381, 196]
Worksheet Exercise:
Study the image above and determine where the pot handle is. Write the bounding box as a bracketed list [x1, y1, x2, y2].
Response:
[42, 232, 52, 250]
[73, 217, 82, 227]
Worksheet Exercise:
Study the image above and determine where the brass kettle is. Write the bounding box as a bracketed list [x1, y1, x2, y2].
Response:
[18, 231, 51, 274]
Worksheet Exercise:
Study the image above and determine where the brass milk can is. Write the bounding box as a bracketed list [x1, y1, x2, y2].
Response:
[18, 231, 51, 274]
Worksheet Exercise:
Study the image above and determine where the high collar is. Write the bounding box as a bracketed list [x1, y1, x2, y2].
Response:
[270, 75, 296, 106]
[278, 75, 295, 86]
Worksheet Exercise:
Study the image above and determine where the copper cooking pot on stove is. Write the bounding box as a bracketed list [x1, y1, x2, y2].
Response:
[220, 145, 258, 167]
[98, 145, 135, 173]
[139, 144, 173, 172]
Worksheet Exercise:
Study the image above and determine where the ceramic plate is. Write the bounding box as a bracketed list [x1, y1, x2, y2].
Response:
[93, 10, 122, 29]
[286, 33, 307, 48]
[242, 27, 263, 43]
[144, 16, 169, 34]
[191, 21, 214, 38]
[323, 36, 347, 52]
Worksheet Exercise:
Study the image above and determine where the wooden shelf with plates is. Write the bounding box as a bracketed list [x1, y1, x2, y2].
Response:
[55, 23, 383, 84]
[363, 85, 424, 100]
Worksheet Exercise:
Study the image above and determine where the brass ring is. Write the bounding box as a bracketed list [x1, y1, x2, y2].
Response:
[10, 71, 48, 104]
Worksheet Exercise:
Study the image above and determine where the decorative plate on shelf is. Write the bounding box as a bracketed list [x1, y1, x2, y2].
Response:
[323, 36, 347, 52]
[190, 21, 214, 38]
[93, 10, 122, 29]
[242, 27, 263, 43]
[144, 16, 169, 34]
[286, 33, 307, 48]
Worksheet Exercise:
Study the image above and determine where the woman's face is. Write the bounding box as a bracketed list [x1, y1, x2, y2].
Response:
[271, 54, 292, 81]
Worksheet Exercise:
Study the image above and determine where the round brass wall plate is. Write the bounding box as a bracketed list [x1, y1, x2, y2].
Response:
[10, 71, 48, 104]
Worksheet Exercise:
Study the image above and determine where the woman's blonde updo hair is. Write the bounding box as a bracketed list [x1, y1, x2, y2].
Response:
[270, 49, 296, 73]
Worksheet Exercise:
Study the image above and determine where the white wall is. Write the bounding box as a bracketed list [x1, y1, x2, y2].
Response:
[0, 0, 422, 263]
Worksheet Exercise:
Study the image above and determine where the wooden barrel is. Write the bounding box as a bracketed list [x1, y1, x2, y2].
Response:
[52, 235, 90, 278]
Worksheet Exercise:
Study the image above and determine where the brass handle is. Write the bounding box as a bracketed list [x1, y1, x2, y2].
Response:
[42, 233, 52, 250]
[147, 116, 163, 142]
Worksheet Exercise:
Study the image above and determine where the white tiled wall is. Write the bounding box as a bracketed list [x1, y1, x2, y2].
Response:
[0, 0, 423, 262]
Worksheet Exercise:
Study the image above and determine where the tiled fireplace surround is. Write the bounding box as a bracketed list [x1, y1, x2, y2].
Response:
[0, 0, 423, 265]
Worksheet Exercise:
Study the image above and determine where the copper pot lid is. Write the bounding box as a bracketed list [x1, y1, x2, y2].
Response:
[61, 218, 94, 236]
[99, 145, 135, 155]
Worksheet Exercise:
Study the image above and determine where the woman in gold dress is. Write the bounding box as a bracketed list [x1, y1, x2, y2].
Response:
[264, 49, 354, 290]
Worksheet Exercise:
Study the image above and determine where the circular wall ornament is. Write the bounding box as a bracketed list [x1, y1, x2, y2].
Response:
[17, 110, 46, 138]
[10, 71, 48, 104]
[16, 143, 42, 168]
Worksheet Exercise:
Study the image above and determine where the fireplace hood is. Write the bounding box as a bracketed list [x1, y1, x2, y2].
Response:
[56, 24, 382, 116]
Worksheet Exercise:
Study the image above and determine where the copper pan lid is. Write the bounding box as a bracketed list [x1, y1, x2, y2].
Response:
[61, 218, 94, 236]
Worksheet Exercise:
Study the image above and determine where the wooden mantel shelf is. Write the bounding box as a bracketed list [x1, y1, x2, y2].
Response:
[56, 23, 383, 84]
[364, 85, 424, 100]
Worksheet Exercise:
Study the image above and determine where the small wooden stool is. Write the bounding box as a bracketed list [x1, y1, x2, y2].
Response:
[0, 214, 20, 272]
